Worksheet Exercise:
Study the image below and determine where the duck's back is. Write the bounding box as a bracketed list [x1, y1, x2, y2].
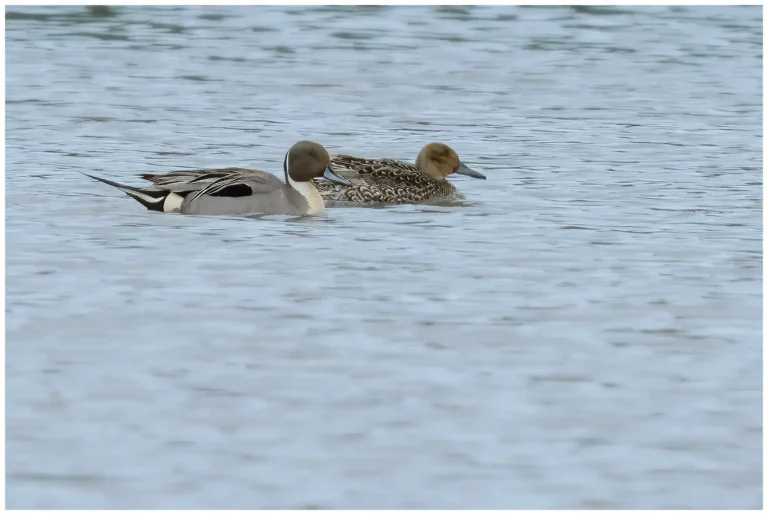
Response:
[314, 155, 460, 204]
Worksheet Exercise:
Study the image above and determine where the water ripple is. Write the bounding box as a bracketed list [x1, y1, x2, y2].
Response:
[5, 4, 761, 511]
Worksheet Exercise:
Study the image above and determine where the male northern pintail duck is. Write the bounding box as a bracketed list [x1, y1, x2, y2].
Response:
[312, 142, 485, 204]
[84, 141, 351, 216]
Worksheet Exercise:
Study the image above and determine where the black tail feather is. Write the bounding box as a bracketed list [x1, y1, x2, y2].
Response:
[82, 172, 168, 212]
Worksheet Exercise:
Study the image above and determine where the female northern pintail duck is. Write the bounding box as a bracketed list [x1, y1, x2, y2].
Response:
[312, 142, 485, 204]
[85, 141, 351, 216]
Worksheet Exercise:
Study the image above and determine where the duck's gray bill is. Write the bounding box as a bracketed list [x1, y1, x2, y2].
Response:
[456, 162, 486, 180]
[324, 166, 352, 186]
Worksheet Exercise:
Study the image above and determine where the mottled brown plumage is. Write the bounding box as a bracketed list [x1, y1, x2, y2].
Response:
[312, 143, 485, 205]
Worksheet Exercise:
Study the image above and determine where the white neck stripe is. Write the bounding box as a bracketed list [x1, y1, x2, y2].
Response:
[283, 151, 290, 184]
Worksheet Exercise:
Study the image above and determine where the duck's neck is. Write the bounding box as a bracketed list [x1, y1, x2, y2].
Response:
[288, 176, 325, 215]
[416, 158, 446, 182]
[284, 150, 324, 215]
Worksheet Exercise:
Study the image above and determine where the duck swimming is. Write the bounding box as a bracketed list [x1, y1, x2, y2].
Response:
[84, 141, 351, 216]
[312, 142, 486, 205]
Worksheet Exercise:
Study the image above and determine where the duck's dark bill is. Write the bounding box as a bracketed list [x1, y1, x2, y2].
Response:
[324, 166, 352, 186]
[456, 162, 486, 179]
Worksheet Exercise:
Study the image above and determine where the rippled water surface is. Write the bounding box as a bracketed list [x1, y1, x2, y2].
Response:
[5, 5, 762, 509]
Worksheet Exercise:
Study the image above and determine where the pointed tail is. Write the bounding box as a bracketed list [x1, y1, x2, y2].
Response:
[82, 173, 169, 212]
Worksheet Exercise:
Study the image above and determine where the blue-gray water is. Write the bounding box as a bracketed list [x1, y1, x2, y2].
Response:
[5, 5, 762, 509]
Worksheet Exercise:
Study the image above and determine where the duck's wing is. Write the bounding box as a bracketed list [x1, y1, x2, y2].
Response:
[181, 170, 298, 216]
[139, 167, 261, 194]
[85, 167, 272, 213]
[314, 155, 420, 192]
[327, 155, 419, 182]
